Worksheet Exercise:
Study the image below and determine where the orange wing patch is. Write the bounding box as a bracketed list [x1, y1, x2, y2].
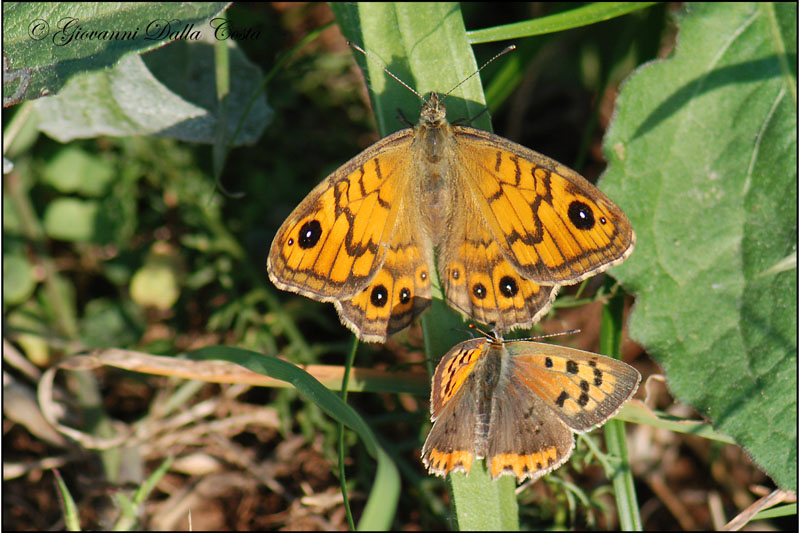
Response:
[425, 448, 474, 476]
[335, 208, 433, 342]
[430, 341, 485, 416]
[454, 128, 634, 284]
[489, 448, 558, 479]
[441, 225, 558, 331]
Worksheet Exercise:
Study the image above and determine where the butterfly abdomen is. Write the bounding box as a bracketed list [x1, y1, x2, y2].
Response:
[473, 342, 505, 457]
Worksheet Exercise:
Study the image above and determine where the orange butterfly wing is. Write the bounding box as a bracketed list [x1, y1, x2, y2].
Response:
[504, 340, 641, 430]
[439, 217, 559, 332]
[450, 126, 634, 285]
[422, 338, 486, 477]
[334, 209, 433, 342]
[267, 130, 435, 341]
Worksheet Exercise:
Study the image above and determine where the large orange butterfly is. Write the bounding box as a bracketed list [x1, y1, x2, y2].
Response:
[268, 88, 633, 342]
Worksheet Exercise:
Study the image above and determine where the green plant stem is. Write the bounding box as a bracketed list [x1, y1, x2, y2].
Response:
[600, 287, 641, 531]
[466, 2, 658, 43]
[53, 469, 81, 531]
[338, 337, 359, 530]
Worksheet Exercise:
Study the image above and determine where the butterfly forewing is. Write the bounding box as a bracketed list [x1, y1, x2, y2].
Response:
[429, 338, 486, 417]
[269, 128, 446, 341]
[451, 127, 634, 285]
[268, 130, 413, 298]
[506, 341, 641, 430]
[422, 339, 488, 477]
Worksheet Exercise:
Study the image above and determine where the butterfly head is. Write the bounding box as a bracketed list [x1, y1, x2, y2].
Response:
[467, 323, 505, 347]
[419, 92, 448, 128]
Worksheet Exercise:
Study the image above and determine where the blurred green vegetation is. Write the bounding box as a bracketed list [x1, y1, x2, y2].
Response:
[5, 3, 790, 531]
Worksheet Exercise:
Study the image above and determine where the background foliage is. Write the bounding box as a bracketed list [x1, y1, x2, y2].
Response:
[3, 2, 794, 530]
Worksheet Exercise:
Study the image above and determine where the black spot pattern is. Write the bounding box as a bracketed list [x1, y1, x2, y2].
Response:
[472, 283, 487, 299]
[556, 391, 569, 407]
[568, 201, 595, 230]
[298, 220, 322, 248]
[498, 276, 518, 298]
[370, 285, 388, 307]
[399, 287, 411, 304]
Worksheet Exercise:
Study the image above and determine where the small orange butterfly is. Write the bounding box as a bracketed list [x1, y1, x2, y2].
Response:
[422, 332, 640, 482]
[268, 47, 634, 342]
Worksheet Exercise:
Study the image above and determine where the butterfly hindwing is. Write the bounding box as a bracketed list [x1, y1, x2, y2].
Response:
[486, 358, 575, 481]
[335, 209, 434, 342]
[439, 217, 559, 331]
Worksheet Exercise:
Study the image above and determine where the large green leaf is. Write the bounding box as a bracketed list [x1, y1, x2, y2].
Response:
[33, 41, 270, 144]
[3, 3, 271, 145]
[601, 2, 797, 490]
[2, 3, 228, 104]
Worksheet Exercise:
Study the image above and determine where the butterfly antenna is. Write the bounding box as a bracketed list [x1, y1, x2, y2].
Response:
[348, 41, 424, 101]
[442, 44, 516, 102]
[527, 329, 581, 342]
[467, 324, 501, 342]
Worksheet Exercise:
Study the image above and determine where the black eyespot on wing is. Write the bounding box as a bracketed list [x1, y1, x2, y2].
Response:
[472, 283, 487, 299]
[399, 287, 411, 304]
[498, 276, 518, 298]
[370, 285, 388, 307]
[298, 220, 323, 248]
[568, 201, 595, 230]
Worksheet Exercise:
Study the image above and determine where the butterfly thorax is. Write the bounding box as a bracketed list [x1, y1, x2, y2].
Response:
[412, 93, 457, 238]
[414, 93, 452, 162]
